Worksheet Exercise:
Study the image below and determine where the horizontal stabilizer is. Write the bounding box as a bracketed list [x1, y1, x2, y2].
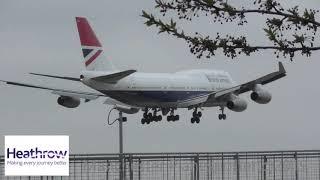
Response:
[91, 70, 136, 83]
[30, 73, 80, 82]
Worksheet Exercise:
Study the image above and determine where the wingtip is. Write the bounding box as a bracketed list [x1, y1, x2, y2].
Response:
[278, 61, 286, 74]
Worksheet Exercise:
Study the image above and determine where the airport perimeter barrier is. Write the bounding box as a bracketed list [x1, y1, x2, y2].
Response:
[1, 150, 320, 180]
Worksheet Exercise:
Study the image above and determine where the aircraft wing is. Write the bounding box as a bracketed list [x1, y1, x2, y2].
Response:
[0, 80, 105, 101]
[210, 62, 286, 99]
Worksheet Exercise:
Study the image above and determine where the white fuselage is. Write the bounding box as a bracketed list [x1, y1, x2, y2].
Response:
[82, 69, 235, 108]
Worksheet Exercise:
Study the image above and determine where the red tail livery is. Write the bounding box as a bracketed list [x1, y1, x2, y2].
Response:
[75, 17, 114, 71]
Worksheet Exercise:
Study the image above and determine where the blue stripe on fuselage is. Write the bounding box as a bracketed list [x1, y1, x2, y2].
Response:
[104, 90, 212, 103]
[142, 91, 210, 102]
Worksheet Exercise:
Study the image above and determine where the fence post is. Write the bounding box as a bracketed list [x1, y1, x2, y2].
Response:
[129, 155, 133, 180]
[222, 153, 224, 180]
[106, 160, 109, 180]
[207, 154, 209, 180]
[263, 156, 267, 180]
[210, 157, 213, 180]
[281, 152, 284, 180]
[174, 157, 176, 180]
[124, 155, 127, 180]
[194, 155, 199, 180]
[138, 158, 141, 180]
[318, 153, 320, 180]
[180, 155, 182, 180]
[273, 157, 276, 180]
[235, 153, 240, 180]
[294, 152, 298, 180]
[197, 154, 200, 180]
[167, 155, 169, 180]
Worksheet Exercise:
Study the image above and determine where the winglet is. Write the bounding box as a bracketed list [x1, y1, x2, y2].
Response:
[278, 62, 286, 74]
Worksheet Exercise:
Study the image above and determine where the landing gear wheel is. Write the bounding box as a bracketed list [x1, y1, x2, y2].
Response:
[157, 115, 162, 121]
[141, 118, 146, 124]
[143, 113, 148, 119]
[218, 114, 227, 120]
[193, 111, 197, 117]
[195, 117, 200, 124]
[167, 108, 178, 122]
[197, 111, 202, 118]
[222, 114, 226, 120]
[191, 117, 195, 124]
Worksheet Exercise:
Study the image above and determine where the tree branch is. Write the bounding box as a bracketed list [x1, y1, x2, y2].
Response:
[142, 0, 320, 60]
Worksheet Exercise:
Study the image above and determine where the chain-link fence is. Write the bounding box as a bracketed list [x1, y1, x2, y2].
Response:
[1, 150, 320, 180]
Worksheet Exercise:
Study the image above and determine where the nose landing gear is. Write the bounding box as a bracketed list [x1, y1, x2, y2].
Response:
[218, 106, 227, 120]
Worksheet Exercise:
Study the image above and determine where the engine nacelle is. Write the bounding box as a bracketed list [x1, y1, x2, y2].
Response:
[250, 89, 272, 104]
[226, 97, 248, 112]
[57, 96, 80, 108]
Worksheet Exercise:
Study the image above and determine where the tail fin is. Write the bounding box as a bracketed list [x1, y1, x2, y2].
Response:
[75, 17, 116, 71]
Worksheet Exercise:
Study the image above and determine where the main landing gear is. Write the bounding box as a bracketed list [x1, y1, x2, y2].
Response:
[167, 108, 179, 122]
[140, 106, 227, 124]
[141, 108, 179, 125]
[218, 106, 227, 120]
[191, 108, 202, 124]
[141, 108, 162, 124]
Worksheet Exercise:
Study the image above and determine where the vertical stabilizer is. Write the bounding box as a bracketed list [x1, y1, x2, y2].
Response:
[75, 17, 116, 71]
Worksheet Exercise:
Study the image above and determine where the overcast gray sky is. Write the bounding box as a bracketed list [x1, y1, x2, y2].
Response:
[0, 0, 319, 154]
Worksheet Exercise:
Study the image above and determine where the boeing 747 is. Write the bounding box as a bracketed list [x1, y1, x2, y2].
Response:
[0, 17, 286, 124]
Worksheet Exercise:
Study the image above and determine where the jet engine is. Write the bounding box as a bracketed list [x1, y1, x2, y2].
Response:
[250, 90, 272, 104]
[250, 85, 272, 104]
[226, 96, 247, 112]
[57, 96, 80, 108]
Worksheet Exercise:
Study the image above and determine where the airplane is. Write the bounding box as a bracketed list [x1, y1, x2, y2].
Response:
[0, 17, 286, 124]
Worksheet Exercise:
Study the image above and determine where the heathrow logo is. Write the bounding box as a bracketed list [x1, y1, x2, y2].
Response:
[5, 135, 69, 176]
[7, 147, 68, 159]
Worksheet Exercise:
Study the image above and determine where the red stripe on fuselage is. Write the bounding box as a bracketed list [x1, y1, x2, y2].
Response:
[85, 50, 102, 66]
[76, 17, 102, 47]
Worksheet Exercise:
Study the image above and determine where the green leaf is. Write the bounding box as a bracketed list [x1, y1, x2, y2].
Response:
[141, 10, 150, 18]
[203, 0, 214, 5]
[293, 34, 305, 43]
[144, 20, 154, 27]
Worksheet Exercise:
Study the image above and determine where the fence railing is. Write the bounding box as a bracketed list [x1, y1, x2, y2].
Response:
[1, 150, 320, 180]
